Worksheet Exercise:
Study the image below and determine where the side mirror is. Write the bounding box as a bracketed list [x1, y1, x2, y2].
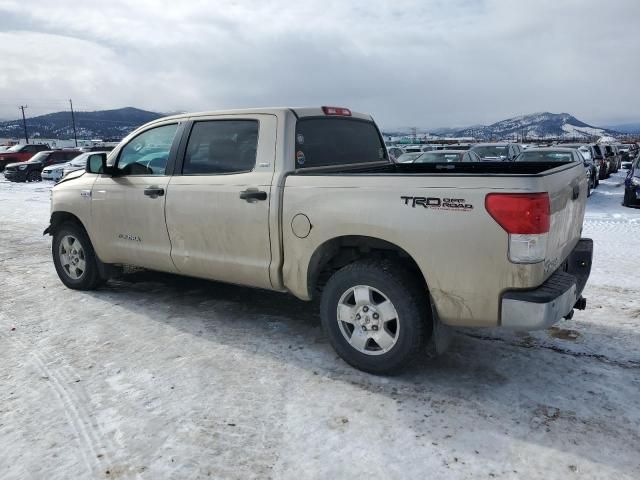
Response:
[86, 153, 110, 175]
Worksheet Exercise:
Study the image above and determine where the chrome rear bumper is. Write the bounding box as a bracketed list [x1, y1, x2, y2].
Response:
[500, 238, 593, 330]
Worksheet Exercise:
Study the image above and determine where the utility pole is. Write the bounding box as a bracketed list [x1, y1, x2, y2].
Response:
[19, 105, 29, 143]
[69, 99, 78, 147]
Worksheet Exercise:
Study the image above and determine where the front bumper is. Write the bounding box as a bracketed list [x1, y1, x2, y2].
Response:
[41, 170, 61, 180]
[3, 170, 26, 181]
[500, 238, 593, 330]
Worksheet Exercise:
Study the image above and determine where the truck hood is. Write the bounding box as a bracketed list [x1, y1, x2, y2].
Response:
[56, 168, 85, 185]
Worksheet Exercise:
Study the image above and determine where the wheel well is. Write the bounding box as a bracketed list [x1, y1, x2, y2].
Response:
[307, 236, 427, 299]
[46, 211, 86, 235]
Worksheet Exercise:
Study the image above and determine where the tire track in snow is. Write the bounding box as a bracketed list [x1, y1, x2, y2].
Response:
[0, 328, 119, 476]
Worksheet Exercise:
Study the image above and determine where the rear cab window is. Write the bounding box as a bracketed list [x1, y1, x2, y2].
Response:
[294, 118, 387, 169]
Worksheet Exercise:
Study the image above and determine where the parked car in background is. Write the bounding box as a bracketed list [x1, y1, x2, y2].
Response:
[623, 156, 640, 207]
[470, 143, 522, 161]
[404, 150, 482, 163]
[451, 143, 472, 150]
[604, 145, 620, 173]
[395, 152, 425, 163]
[0, 144, 50, 171]
[386, 146, 405, 162]
[592, 144, 610, 179]
[64, 152, 108, 178]
[403, 145, 436, 153]
[41, 151, 93, 181]
[620, 143, 638, 169]
[562, 144, 599, 190]
[3, 150, 81, 182]
[79, 145, 116, 153]
[515, 147, 590, 195]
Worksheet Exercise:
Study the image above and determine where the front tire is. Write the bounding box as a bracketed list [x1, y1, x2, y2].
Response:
[52, 222, 104, 290]
[320, 260, 431, 374]
[26, 170, 41, 182]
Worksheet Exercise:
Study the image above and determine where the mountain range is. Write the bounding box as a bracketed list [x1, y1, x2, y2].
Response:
[0, 108, 632, 142]
[385, 112, 624, 141]
[0, 107, 163, 140]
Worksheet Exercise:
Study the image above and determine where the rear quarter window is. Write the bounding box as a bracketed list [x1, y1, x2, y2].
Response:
[294, 118, 386, 169]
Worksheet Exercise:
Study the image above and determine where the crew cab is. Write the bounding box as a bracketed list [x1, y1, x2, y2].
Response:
[45, 107, 593, 374]
[0, 144, 50, 171]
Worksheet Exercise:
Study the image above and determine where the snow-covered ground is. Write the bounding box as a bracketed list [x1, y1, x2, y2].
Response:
[0, 171, 638, 479]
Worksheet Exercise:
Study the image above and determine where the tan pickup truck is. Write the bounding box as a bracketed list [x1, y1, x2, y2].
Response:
[46, 107, 593, 373]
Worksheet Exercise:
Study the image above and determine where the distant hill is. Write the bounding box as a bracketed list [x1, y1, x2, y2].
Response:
[603, 122, 640, 134]
[385, 112, 622, 141]
[0, 107, 163, 140]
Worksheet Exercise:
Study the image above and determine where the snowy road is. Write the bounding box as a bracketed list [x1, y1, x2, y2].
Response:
[0, 171, 639, 479]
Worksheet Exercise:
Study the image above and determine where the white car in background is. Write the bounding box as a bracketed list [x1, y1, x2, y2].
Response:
[41, 151, 108, 181]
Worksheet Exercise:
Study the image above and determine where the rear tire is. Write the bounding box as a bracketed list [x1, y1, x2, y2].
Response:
[52, 222, 104, 290]
[320, 259, 431, 374]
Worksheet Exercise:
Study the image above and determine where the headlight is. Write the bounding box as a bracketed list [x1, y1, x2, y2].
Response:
[18, 164, 28, 170]
[632, 177, 640, 187]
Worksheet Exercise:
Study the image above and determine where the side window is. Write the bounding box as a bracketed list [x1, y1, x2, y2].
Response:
[52, 153, 68, 164]
[116, 124, 178, 176]
[182, 120, 259, 175]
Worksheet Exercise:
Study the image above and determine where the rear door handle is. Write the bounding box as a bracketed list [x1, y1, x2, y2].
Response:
[144, 187, 165, 198]
[239, 189, 267, 202]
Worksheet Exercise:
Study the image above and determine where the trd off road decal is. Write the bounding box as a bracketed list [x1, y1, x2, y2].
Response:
[401, 196, 473, 211]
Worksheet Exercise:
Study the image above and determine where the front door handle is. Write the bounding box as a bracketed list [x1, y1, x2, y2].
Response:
[144, 187, 165, 198]
[239, 189, 267, 202]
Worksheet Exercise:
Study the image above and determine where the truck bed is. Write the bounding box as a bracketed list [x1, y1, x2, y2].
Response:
[293, 160, 575, 176]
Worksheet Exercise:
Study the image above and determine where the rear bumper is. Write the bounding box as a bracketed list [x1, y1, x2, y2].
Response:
[500, 238, 593, 330]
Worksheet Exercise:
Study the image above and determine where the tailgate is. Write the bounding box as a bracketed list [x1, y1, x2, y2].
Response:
[541, 162, 588, 277]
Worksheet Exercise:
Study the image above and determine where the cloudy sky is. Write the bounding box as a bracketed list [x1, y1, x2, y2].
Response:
[0, 0, 638, 129]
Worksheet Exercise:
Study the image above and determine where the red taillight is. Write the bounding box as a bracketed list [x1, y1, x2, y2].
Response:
[322, 106, 352, 116]
[485, 193, 550, 234]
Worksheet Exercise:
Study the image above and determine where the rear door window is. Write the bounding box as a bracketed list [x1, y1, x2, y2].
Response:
[182, 120, 259, 175]
[294, 118, 386, 169]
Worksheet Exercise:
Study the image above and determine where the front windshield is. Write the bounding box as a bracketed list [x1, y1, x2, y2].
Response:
[472, 145, 508, 158]
[26, 152, 49, 163]
[70, 154, 90, 167]
[6, 144, 22, 152]
[414, 152, 463, 163]
[516, 151, 574, 162]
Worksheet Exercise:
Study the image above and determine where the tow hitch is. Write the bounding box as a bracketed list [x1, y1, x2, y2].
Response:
[564, 296, 587, 320]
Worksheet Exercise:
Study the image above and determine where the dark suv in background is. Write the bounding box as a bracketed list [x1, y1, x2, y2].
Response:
[3, 150, 81, 182]
[592, 144, 610, 179]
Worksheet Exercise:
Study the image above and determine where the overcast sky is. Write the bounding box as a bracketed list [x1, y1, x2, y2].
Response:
[0, 0, 638, 129]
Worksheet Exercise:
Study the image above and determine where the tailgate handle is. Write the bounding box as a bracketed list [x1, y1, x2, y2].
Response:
[572, 185, 580, 200]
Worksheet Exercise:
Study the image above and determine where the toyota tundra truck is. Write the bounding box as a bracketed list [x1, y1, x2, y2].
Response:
[45, 107, 593, 374]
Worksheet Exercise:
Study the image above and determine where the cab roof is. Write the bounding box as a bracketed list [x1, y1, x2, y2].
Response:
[154, 106, 373, 124]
